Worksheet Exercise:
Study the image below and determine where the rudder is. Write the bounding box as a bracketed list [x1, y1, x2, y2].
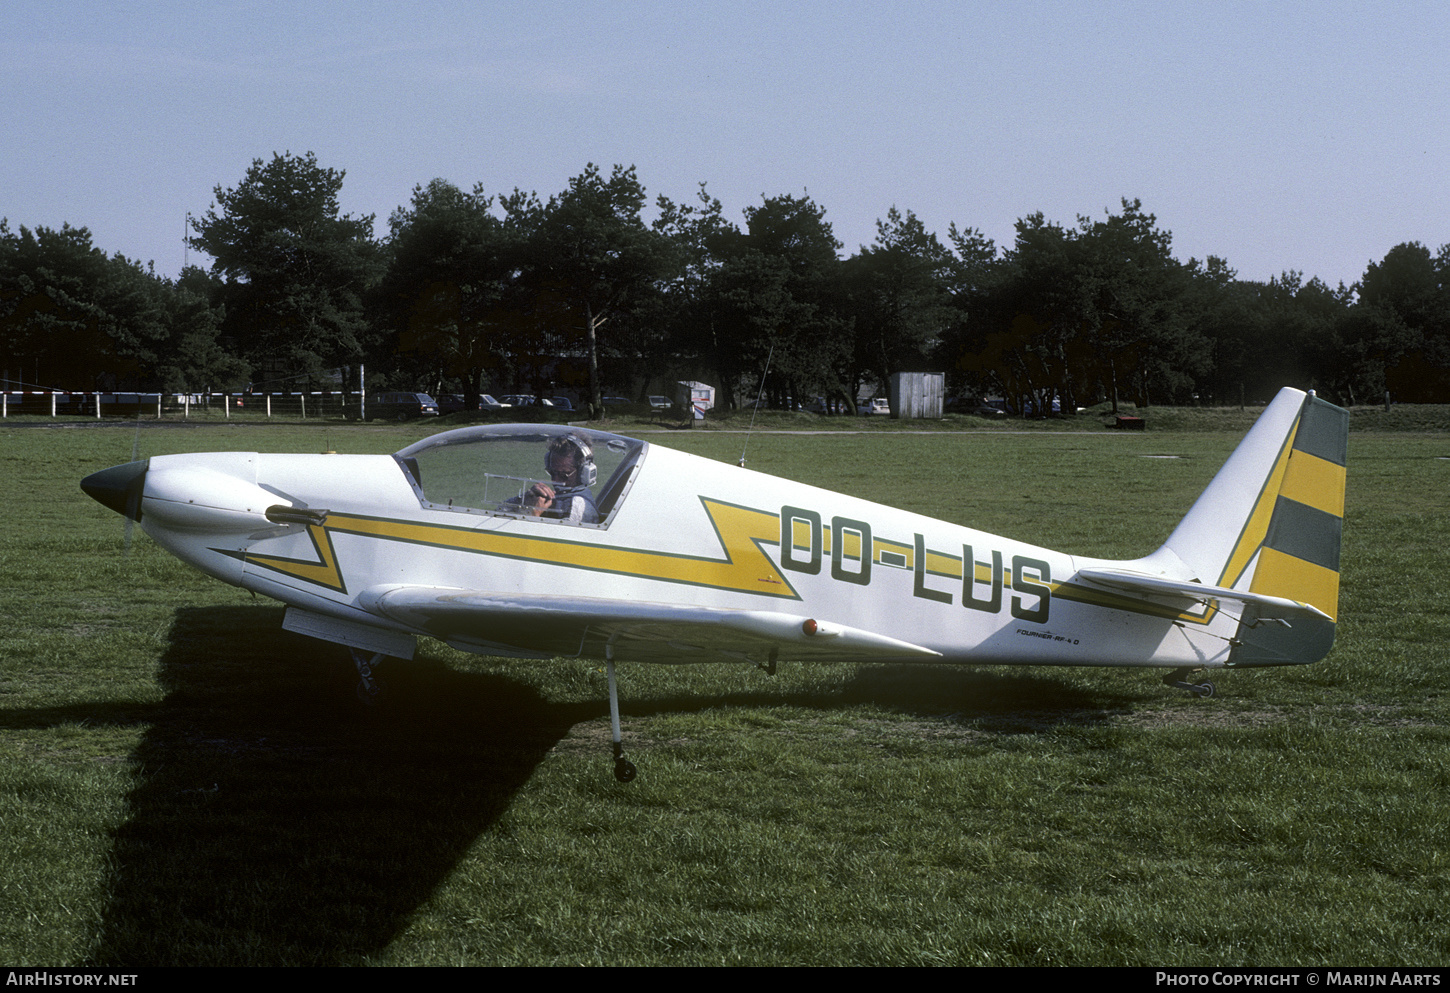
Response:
[1231, 392, 1347, 665]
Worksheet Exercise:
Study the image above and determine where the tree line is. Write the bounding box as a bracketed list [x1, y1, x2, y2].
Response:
[4, 151, 1448, 416]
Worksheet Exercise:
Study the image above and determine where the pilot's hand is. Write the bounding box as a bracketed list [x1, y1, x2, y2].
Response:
[525, 482, 556, 515]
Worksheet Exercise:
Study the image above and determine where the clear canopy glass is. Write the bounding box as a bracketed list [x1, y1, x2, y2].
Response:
[394, 424, 648, 527]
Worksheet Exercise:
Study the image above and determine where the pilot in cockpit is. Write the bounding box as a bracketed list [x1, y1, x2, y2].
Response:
[516, 433, 600, 524]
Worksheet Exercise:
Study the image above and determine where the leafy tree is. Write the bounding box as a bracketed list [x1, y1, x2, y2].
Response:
[1355, 241, 1450, 401]
[189, 151, 380, 389]
[1186, 257, 1256, 405]
[930, 223, 1001, 400]
[509, 164, 672, 418]
[154, 265, 250, 392]
[703, 247, 799, 408]
[1291, 275, 1361, 404]
[653, 184, 738, 403]
[706, 193, 848, 408]
[942, 200, 1200, 413]
[842, 208, 957, 410]
[942, 212, 1077, 413]
[943, 223, 1001, 298]
[1, 220, 109, 387]
[0, 220, 240, 391]
[1254, 273, 1356, 401]
[374, 179, 523, 403]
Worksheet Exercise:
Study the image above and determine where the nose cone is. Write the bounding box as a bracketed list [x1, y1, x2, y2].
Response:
[81, 460, 148, 521]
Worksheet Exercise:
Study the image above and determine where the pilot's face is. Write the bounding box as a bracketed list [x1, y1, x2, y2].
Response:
[549, 452, 579, 485]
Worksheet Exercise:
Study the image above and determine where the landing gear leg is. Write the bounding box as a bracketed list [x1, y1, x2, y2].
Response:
[1163, 667, 1216, 698]
[756, 647, 778, 676]
[351, 648, 388, 705]
[606, 651, 636, 782]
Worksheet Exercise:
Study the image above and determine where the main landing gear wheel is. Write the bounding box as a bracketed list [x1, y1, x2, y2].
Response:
[1164, 668, 1216, 699]
[605, 652, 637, 783]
[351, 648, 389, 706]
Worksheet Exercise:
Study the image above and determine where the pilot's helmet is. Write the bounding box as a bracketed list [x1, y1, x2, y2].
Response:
[545, 432, 597, 487]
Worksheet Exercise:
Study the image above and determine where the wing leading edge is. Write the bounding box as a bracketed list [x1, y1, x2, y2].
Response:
[357, 585, 942, 665]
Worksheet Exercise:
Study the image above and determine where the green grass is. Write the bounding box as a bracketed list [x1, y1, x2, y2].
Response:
[1, 416, 1447, 965]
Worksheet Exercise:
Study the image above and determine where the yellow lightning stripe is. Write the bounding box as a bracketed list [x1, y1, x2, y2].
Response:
[245, 524, 347, 592]
[243, 501, 1224, 626]
[255, 498, 799, 599]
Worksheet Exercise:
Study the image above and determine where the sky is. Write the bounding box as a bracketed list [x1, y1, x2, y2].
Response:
[4, 0, 1448, 291]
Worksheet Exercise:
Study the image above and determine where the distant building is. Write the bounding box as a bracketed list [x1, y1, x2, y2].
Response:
[888, 372, 944, 419]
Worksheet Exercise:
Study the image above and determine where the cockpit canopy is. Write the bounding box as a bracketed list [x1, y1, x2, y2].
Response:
[393, 424, 648, 527]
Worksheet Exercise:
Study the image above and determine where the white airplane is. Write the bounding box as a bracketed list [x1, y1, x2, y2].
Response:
[82, 386, 1346, 781]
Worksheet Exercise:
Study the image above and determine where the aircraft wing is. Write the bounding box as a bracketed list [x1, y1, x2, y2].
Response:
[1074, 568, 1332, 622]
[357, 585, 943, 665]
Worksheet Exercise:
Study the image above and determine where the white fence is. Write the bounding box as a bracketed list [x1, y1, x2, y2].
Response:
[0, 391, 358, 421]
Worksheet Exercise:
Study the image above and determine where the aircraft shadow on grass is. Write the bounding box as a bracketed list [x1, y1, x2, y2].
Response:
[65, 603, 1125, 966]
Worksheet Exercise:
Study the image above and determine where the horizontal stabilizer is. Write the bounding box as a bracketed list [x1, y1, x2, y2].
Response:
[357, 586, 942, 665]
[1075, 568, 1332, 622]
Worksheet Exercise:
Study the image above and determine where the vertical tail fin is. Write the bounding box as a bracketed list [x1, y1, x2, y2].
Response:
[1151, 388, 1347, 666]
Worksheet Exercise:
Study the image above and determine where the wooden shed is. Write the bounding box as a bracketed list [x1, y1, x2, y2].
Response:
[888, 372, 945, 419]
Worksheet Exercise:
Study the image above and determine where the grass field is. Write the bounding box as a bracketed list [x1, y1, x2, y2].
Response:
[1, 413, 1447, 966]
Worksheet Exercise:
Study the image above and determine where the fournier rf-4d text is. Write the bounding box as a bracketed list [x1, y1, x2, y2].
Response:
[82, 387, 1347, 781]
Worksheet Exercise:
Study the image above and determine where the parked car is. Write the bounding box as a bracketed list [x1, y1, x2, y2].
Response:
[437, 394, 513, 415]
[1010, 397, 1062, 417]
[805, 396, 844, 415]
[648, 395, 672, 410]
[499, 394, 554, 407]
[347, 392, 439, 421]
[549, 396, 575, 411]
[858, 398, 891, 416]
[945, 397, 1008, 418]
